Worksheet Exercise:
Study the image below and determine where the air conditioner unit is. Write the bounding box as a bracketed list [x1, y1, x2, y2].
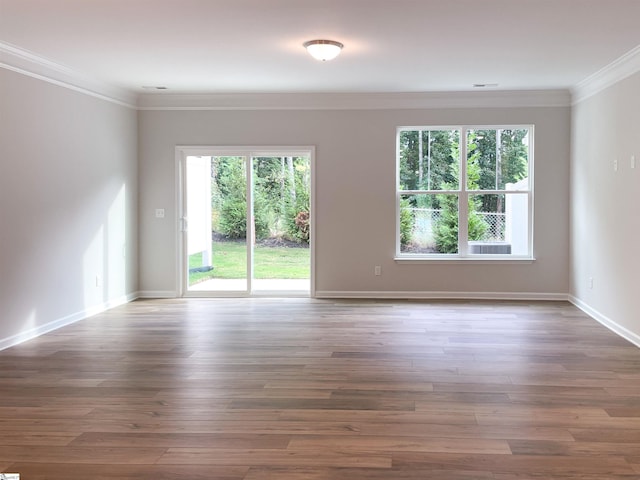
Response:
[468, 242, 511, 254]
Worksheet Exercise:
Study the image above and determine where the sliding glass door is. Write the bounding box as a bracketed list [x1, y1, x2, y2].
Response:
[179, 148, 312, 296]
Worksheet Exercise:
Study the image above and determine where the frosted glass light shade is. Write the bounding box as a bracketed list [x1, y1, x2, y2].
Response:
[303, 40, 343, 61]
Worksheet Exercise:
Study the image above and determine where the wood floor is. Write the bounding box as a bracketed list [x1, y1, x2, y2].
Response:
[1, 298, 640, 479]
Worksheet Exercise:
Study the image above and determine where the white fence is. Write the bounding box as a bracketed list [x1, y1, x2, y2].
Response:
[409, 208, 506, 246]
[408, 179, 528, 253]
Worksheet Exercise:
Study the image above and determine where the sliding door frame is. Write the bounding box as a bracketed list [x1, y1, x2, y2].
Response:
[175, 146, 316, 297]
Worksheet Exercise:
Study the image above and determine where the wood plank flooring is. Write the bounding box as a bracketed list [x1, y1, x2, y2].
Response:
[1, 298, 639, 479]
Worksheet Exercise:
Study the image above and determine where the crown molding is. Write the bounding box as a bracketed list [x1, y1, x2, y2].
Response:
[137, 89, 571, 111]
[0, 40, 573, 111]
[0, 41, 137, 108]
[572, 44, 640, 105]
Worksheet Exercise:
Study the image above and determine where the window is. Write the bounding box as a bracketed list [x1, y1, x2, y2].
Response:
[396, 126, 533, 259]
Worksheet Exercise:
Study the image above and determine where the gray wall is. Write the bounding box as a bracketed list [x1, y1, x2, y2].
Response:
[138, 106, 570, 297]
[571, 71, 640, 343]
[0, 68, 138, 348]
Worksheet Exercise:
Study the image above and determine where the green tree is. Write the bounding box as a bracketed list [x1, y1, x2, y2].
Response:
[398, 129, 460, 251]
[433, 139, 487, 253]
[283, 158, 311, 243]
[214, 157, 270, 240]
[468, 129, 528, 212]
[251, 156, 311, 244]
[213, 156, 311, 242]
[253, 156, 287, 238]
[398, 129, 458, 206]
[399, 197, 414, 247]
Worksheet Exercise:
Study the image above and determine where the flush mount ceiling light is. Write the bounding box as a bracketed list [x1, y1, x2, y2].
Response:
[303, 39, 343, 61]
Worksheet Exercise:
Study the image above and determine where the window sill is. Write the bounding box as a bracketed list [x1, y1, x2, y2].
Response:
[394, 256, 535, 265]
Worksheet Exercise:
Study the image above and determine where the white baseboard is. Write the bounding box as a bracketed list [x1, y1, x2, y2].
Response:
[0, 292, 138, 352]
[569, 295, 640, 348]
[314, 290, 569, 301]
[137, 290, 178, 299]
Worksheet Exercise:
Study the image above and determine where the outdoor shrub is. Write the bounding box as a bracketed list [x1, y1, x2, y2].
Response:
[219, 197, 247, 239]
[399, 198, 413, 247]
[433, 145, 487, 253]
[253, 195, 271, 240]
[294, 211, 310, 243]
[434, 196, 487, 253]
[213, 155, 310, 243]
[218, 196, 270, 240]
[433, 193, 458, 253]
[284, 187, 310, 244]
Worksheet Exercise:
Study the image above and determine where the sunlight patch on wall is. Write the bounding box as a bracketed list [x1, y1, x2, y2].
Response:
[82, 184, 127, 308]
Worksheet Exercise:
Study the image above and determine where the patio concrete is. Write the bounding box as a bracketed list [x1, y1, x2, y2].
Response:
[189, 278, 310, 293]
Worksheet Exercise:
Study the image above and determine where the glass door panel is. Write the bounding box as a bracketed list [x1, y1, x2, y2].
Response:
[186, 155, 247, 293]
[251, 156, 311, 293]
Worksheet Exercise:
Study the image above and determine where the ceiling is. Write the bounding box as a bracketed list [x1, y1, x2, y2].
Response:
[1, 0, 640, 95]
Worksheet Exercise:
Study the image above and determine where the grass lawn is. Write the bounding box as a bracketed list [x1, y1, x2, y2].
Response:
[189, 241, 309, 284]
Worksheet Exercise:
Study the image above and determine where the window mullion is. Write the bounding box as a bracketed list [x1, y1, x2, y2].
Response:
[458, 128, 469, 256]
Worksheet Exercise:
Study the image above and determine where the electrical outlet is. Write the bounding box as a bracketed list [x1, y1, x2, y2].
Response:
[589, 277, 593, 289]
[613, 159, 618, 172]
[374, 266, 381, 276]
[155, 208, 165, 218]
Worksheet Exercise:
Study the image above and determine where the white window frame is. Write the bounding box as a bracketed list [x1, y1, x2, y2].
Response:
[395, 125, 535, 262]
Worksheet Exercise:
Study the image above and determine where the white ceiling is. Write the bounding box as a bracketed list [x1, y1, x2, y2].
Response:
[1, 0, 640, 95]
